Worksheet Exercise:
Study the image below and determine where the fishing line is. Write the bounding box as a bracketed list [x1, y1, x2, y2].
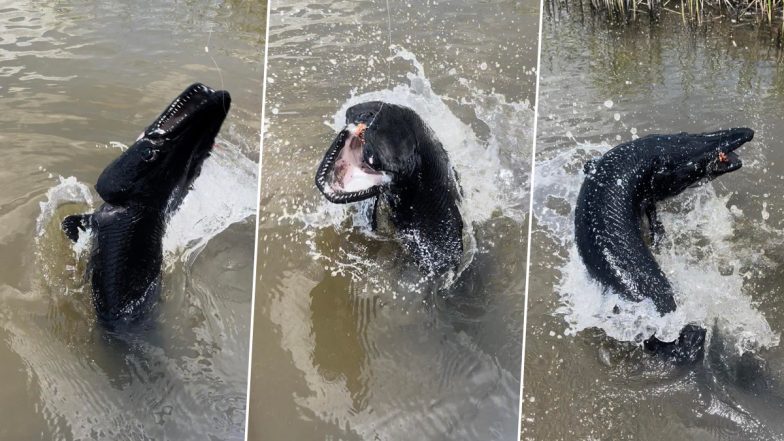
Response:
[205, 28, 227, 111]
[369, 0, 394, 128]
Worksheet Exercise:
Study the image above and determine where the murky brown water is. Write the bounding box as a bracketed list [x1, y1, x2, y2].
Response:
[248, 0, 537, 439]
[524, 9, 784, 441]
[0, 1, 264, 439]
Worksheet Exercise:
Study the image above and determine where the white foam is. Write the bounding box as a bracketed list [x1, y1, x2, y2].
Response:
[535, 142, 779, 354]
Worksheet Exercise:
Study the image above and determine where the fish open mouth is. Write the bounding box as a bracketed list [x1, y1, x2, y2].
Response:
[711, 150, 742, 173]
[706, 127, 752, 175]
[148, 83, 231, 137]
[315, 123, 390, 204]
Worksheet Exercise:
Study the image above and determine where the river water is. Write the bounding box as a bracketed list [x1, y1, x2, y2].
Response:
[0, 1, 264, 439]
[524, 8, 784, 441]
[247, 0, 537, 439]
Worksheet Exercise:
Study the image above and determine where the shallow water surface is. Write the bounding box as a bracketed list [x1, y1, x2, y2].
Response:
[248, 1, 537, 439]
[524, 10, 784, 441]
[0, 1, 264, 439]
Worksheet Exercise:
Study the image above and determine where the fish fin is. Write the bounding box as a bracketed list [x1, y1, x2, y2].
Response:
[61, 214, 92, 242]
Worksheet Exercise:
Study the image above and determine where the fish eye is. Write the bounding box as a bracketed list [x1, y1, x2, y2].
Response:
[141, 147, 159, 162]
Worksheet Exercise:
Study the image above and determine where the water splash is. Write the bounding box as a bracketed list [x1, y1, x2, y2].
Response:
[35, 176, 94, 236]
[534, 142, 780, 354]
[162, 140, 259, 265]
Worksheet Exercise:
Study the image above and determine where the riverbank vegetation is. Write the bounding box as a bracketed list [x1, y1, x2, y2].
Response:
[547, 0, 784, 32]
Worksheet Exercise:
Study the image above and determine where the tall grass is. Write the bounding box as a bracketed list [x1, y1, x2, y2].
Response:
[567, 0, 784, 28]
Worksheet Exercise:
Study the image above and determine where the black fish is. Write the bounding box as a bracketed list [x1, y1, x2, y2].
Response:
[62, 83, 231, 322]
[575, 128, 753, 361]
[315, 102, 463, 275]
